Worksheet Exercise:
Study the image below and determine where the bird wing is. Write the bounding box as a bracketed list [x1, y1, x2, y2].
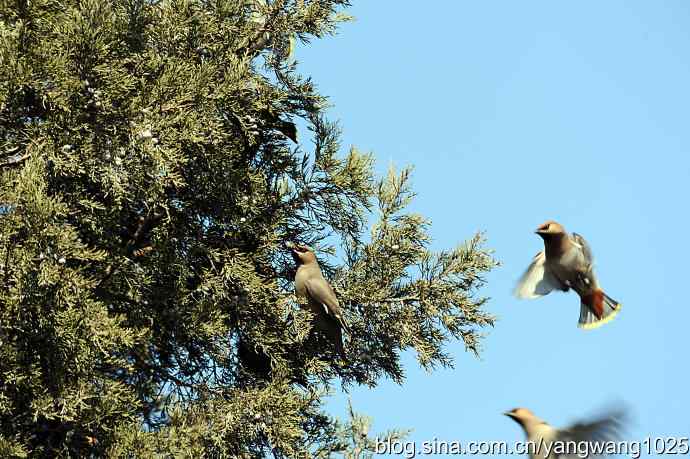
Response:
[514, 251, 563, 299]
[555, 408, 628, 458]
[305, 277, 350, 332]
[571, 233, 594, 266]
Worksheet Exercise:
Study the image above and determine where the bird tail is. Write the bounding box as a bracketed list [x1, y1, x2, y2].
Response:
[321, 317, 347, 359]
[578, 289, 622, 330]
[335, 337, 347, 360]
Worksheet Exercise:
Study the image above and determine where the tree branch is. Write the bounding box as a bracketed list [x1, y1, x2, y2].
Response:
[0, 153, 30, 168]
[97, 208, 166, 288]
[371, 296, 419, 304]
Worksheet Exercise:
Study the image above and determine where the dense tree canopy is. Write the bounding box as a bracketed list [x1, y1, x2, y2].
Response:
[0, 0, 497, 456]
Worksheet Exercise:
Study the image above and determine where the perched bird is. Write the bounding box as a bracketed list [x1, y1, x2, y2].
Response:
[287, 242, 349, 357]
[236, 334, 309, 388]
[237, 334, 273, 383]
[28, 416, 99, 456]
[272, 117, 298, 143]
[514, 221, 622, 329]
[505, 407, 627, 459]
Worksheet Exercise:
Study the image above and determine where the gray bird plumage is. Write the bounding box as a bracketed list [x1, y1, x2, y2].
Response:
[287, 242, 349, 357]
[514, 220, 622, 329]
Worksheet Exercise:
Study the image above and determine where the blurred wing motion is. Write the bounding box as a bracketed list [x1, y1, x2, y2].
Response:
[555, 408, 628, 458]
[514, 251, 563, 299]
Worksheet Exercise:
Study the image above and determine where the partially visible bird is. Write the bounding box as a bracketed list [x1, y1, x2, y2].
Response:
[505, 407, 627, 459]
[287, 242, 349, 357]
[272, 117, 297, 143]
[237, 334, 272, 383]
[236, 334, 309, 388]
[28, 416, 99, 456]
[514, 220, 622, 329]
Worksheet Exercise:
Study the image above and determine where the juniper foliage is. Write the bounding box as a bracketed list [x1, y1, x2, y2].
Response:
[313, 400, 410, 459]
[0, 0, 498, 456]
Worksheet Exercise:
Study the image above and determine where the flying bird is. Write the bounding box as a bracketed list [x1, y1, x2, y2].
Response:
[287, 242, 349, 357]
[505, 407, 627, 459]
[514, 221, 622, 329]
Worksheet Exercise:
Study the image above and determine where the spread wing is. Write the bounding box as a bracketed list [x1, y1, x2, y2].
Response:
[513, 250, 563, 299]
[555, 408, 628, 458]
[304, 277, 350, 332]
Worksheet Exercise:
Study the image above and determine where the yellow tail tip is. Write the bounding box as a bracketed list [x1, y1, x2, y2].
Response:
[578, 303, 622, 330]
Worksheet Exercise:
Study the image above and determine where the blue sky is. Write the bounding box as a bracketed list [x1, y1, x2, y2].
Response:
[296, 1, 690, 457]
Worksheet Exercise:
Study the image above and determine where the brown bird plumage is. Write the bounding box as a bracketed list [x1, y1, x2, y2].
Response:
[287, 242, 349, 357]
[514, 220, 622, 329]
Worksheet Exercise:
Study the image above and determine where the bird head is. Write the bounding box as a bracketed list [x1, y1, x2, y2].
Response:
[286, 242, 317, 265]
[535, 220, 565, 239]
[504, 407, 544, 430]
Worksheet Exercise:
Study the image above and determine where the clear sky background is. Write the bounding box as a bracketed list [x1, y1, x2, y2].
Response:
[296, 1, 690, 457]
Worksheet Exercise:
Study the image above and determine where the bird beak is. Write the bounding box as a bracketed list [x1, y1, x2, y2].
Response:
[504, 411, 517, 419]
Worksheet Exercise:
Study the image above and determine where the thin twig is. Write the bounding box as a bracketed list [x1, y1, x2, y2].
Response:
[0, 153, 30, 168]
[374, 296, 419, 304]
[3, 235, 13, 286]
[96, 208, 165, 289]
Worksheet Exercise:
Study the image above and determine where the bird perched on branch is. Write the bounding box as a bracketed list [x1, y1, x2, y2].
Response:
[514, 220, 622, 329]
[505, 407, 628, 459]
[287, 242, 349, 357]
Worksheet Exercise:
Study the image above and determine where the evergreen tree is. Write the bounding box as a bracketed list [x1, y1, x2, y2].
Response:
[0, 0, 498, 456]
[313, 400, 411, 459]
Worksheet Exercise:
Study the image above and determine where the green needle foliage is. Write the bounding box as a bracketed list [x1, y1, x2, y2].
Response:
[0, 0, 498, 456]
[313, 399, 411, 459]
